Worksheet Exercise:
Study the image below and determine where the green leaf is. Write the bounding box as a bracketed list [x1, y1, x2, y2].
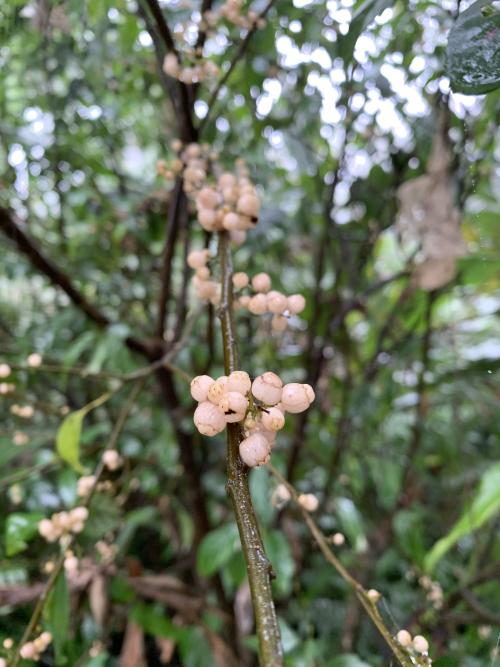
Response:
[327, 655, 372, 667]
[425, 463, 500, 573]
[196, 523, 240, 577]
[337, 0, 394, 64]
[56, 393, 111, 472]
[447, 0, 500, 94]
[5, 513, 44, 556]
[46, 571, 70, 664]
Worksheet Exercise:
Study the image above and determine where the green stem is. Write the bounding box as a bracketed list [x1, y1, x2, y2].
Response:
[217, 231, 283, 667]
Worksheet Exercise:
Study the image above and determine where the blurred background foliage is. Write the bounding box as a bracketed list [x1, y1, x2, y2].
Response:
[0, 0, 499, 665]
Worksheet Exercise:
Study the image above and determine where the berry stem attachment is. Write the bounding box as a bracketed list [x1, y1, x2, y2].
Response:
[217, 231, 283, 666]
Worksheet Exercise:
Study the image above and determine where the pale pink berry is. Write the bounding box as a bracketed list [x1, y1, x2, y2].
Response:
[187, 249, 209, 269]
[198, 208, 218, 230]
[239, 433, 271, 467]
[70, 506, 89, 523]
[64, 555, 79, 574]
[20, 643, 36, 659]
[412, 635, 429, 653]
[196, 280, 218, 300]
[251, 273, 271, 293]
[251, 372, 283, 405]
[367, 589, 381, 602]
[0, 363, 11, 378]
[230, 230, 247, 245]
[298, 493, 319, 512]
[54, 511, 73, 531]
[218, 172, 236, 188]
[0, 657, 7, 667]
[163, 53, 179, 76]
[332, 532, 345, 546]
[248, 294, 268, 315]
[267, 291, 288, 314]
[38, 632, 52, 647]
[271, 484, 291, 506]
[190, 375, 215, 402]
[237, 193, 260, 218]
[193, 401, 226, 436]
[232, 272, 249, 289]
[207, 377, 228, 404]
[171, 139, 182, 152]
[195, 266, 210, 280]
[239, 295, 250, 307]
[38, 519, 55, 540]
[3, 638, 13, 650]
[396, 630, 412, 647]
[222, 212, 242, 231]
[303, 384, 315, 403]
[27, 352, 43, 367]
[219, 391, 248, 422]
[261, 407, 285, 431]
[226, 370, 251, 394]
[222, 186, 238, 204]
[102, 450, 123, 471]
[197, 186, 219, 209]
[287, 294, 306, 314]
[251, 423, 277, 445]
[281, 383, 311, 413]
[77, 475, 96, 497]
[271, 315, 288, 332]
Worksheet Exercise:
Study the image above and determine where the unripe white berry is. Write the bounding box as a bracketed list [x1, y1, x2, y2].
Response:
[196, 280, 218, 300]
[27, 352, 43, 367]
[207, 377, 228, 404]
[38, 519, 56, 540]
[281, 383, 311, 413]
[197, 186, 219, 209]
[0, 363, 11, 378]
[287, 294, 306, 314]
[219, 391, 249, 422]
[239, 295, 250, 307]
[222, 186, 238, 204]
[252, 372, 283, 405]
[196, 266, 210, 280]
[193, 401, 226, 436]
[367, 589, 381, 603]
[70, 506, 89, 523]
[171, 139, 182, 152]
[251, 272, 271, 293]
[64, 555, 79, 573]
[20, 643, 36, 659]
[303, 384, 315, 403]
[298, 493, 319, 512]
[230, 230, 247, 245]
[272, 483, 291, 506]
[332, 532, 345, 546]
[218, 172, 236, 188]
[237, 193, 260, 218]
[412, 635, 429, 653]
[77, 475, 96, 497]
[187, 250, 209, 269]
[3, 638, 13, 650]
[271, 314, 288, 332]
[198, 208, 218, 230]
[239, 433, 271, 467]
[54, 511, 73, 532]
[248, 293, 268, 315]
[267, 291, 288, 314]
[102, 450, 123, 471]
[261, 407, 285, 431]
[396, 630, 412, 647]
[232, 272, 249, 289]
[190, 375, 215, 402]
[226, 370, 251, 394]
[0, 657, 7, 667]
[39, 632, 52, 646]
[222, 212, 242, 231]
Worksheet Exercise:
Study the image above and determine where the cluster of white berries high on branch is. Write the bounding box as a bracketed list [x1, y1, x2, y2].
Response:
[191, 371, 314, 467]
[38, 506, 89, 543]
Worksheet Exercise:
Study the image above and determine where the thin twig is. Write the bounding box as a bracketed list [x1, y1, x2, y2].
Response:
[198, 0, 277, 134]
[268, 464, 415, 667]
[217, 231, 283, 666]
[10, 381, 145, 667]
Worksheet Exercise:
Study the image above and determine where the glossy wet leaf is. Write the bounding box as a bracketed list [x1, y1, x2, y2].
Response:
[447, 0, 500, 94]
[5, 512, 44, 556]
[425, 463, 500, 572]
[337, 0, 394, 64]
[56, 392, 111, 472]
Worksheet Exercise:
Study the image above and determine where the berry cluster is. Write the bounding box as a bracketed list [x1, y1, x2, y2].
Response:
[203, 0, 266, 31]
[10, 404, 34, 418]
[396, 630, 429, 655]
[191, 370, 314, 467]
[163, 52, 219, 84]
[233, 271, 306, 331]
[38, 507, 89, 543]
[18, 632, 52, 662]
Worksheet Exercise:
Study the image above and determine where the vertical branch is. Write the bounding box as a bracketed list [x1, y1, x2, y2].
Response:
[217, 231, 283, 667]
